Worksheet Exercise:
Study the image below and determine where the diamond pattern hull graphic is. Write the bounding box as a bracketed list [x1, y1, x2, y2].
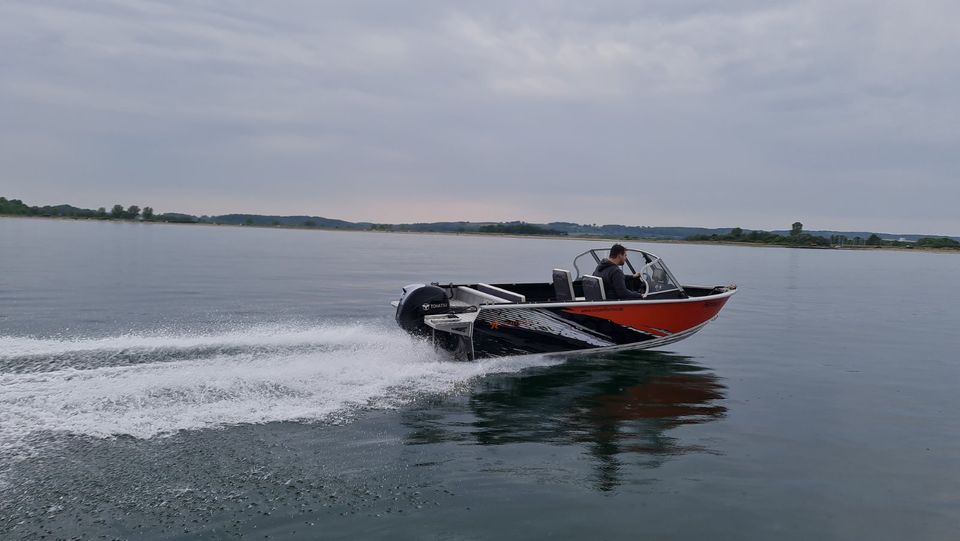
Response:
[470, 295, 732, 358]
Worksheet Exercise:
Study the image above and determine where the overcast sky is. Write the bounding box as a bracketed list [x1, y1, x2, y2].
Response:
[1, 1, 958, 234]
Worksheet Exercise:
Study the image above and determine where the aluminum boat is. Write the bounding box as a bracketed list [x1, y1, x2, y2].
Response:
[393, 247, 736, 360]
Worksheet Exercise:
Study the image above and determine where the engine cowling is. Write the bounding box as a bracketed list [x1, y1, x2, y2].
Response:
[395, 284, 450, 335]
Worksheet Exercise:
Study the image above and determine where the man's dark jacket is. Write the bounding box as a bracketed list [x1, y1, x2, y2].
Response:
[592, 259, 644, 300]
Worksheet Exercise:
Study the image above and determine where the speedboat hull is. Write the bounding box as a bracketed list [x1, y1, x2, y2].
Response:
[469, 290, 735, 357]
[393, 247, 737, 360]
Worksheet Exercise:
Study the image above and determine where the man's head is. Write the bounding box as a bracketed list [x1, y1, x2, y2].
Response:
[608, 244, 628, 265]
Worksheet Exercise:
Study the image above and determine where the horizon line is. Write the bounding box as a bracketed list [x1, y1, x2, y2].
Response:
[2, 195, 958, 239]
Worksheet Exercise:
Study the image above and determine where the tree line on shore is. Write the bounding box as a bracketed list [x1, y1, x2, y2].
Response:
[686, 222, 959, 250]
[0, 197, 196, 223]
[0, 197, 570, 236]
[2, 197, 957, 249]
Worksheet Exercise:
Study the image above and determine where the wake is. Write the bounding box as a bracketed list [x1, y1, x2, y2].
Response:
[0, 322, 557, 458]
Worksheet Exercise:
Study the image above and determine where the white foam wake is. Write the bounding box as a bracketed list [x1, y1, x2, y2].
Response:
[0, 322, 558, 459]
[0, 323, 399, 360]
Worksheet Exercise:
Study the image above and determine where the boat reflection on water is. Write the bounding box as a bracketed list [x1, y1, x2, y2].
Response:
[405, 350, 727, 491]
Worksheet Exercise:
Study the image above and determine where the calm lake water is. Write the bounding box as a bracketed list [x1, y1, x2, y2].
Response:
[1, 217, 959, 540]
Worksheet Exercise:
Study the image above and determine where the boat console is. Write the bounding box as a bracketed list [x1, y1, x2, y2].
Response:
[572, 248, 685, 299]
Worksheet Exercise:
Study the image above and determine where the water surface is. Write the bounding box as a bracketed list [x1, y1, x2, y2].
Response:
[1, 218, 958, 539]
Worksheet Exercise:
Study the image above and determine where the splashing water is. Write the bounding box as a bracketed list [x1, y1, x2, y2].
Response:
[0, 322, 559, 460]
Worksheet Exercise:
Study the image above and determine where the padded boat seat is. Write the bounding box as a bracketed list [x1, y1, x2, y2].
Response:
[552, 269, 575, 302]
[582, 275, 606, 301]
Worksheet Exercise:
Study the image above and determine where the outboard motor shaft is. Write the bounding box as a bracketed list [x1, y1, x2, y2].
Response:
[395, 284, 450, 336]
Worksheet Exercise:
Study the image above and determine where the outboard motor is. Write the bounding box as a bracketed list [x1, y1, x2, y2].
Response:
[395, 283, 450, 336]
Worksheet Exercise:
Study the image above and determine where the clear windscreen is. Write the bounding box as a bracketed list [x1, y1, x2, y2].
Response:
[639, 259, 680, 296]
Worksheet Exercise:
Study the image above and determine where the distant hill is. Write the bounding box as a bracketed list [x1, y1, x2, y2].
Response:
[206, 214, 371, 229]
[771, 229, 944, 241]
[380, 221, 733, 239]
[2, 195, 958, 242]
[544, 222, 733, 239]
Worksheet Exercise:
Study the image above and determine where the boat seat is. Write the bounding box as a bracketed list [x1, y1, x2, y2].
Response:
[456, 286, 509, 305]
[552, 269, 575, 302]
[582, 275, 606, 301]
[477, 283, 525, 303]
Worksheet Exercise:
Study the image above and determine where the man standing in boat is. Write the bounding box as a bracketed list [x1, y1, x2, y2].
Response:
[593, 244, 644, 300]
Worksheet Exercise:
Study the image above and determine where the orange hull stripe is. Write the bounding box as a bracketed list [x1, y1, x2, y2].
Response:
[563, 298, 730, 334]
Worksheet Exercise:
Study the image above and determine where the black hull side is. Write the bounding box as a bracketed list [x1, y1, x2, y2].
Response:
[469, 306, 656, 358]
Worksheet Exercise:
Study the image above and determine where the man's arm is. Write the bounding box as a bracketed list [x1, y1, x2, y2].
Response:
[611, 268, 644, 300]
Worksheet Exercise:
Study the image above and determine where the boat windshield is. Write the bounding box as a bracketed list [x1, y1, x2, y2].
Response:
[572, 247, 684, 298]
[637, 258, 681, 296]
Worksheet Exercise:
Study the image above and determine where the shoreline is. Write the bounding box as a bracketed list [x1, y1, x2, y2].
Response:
[2, 214, 957, 255]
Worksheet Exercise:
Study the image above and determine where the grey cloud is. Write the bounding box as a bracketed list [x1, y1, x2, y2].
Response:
[1, 0, 958, 234]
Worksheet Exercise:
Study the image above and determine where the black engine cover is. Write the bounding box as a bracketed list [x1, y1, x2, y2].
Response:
[395, 284, 449, 335]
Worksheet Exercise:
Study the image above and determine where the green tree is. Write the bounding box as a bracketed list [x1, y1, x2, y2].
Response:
[111, 204, 124, 219]
[304, 220, 317, 227]
[96, 207, 107, 218]
[790, 222, 803, 236]
[0, 197, 33, 215]
[142, 207, 154, 220]
[730, 227, 743, 238]
[244, 218, 254, 226]
[916, 237, 960, 248]
[866, 234, 883, 246]
[126, 205, 140, 219]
